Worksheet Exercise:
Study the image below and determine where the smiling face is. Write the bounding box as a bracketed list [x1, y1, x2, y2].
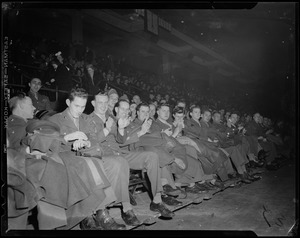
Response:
[202, 111, 211, 123]
[66, 96, 87, 118]
[29, 78, 42, 93]
[116, 101, 130, 119]
[108, 93, 119, 110]
[93, 94, 108, 116]
[132, 95, 141, 105]
[137, 105, 150, 121]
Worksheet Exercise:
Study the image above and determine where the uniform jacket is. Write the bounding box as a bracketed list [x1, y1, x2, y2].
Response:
[28, 90, 53, 112]
[245, 120, 265, 137]
[47, 109, 104, 158]
[124, 118, 175, 168]
[149, 118, 188, 174]
[85, 111, 130, 156]
[7, 115, 38, 149]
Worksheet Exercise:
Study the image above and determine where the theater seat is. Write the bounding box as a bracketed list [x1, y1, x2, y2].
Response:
[129, 169, 150, 206]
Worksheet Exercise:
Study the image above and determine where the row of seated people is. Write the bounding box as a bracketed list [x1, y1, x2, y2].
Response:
[7, 85, 288, 230]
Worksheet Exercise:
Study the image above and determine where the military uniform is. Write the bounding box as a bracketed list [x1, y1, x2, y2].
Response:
[7, 115, 35, 149]
[183, 118, 234, 181]
[7, 120, 111, 230]
[28, 91, 53, 112]
[48, 109, 132, 207]
[86, 111, 163, 198]
[245, 120, 278, 163]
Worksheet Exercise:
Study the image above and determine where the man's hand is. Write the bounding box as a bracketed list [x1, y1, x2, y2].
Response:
[138, 118, 152, 137]
[106, 117, 115, 130]
[118, 117, 130, 129]
[64, 131, 88, 141]
[162, 128, 173, 136]
[72, 139, 91, 151]
[174, 158, 186, 170]
[265, 129, 274, 135]
[238, 125, 244, 131]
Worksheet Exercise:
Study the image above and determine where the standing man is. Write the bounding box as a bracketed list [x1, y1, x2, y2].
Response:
[87, 92, 175, 218]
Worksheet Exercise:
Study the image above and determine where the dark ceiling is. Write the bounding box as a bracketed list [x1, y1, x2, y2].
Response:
[113, 3, 296, 83]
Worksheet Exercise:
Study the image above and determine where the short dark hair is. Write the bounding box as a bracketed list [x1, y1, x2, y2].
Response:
[115, 99, 130, 108]
[94, 90, 108, 100]
[212, 111, 221, 117]
[157, 102, 170, 110]
[189, 105, 201, 114]
[136, 102, 149, 112]
[68, 88, 88, 102]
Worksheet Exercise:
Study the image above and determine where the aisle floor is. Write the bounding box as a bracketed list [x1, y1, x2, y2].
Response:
[138, 160, 297, 236]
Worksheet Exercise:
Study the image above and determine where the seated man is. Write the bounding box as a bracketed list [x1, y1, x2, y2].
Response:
[183, 106, 235, 184]
[85, 91, 175, 218]
[171, 106, 218, 192]
[27, 77, 56, 119]
[47, 87, 139, 229]
[149, 103, 211, 194]
[124, 103, 186, 204]
[7, 92, 36, 149]
[245, 113, 279, 168]
[6, 93, 122, 230]
[211, 112, 261, 183]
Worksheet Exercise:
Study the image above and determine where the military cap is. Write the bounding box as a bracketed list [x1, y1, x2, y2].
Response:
[26, 120, 60, 135]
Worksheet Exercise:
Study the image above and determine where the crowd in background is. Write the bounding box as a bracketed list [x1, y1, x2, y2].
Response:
[8, 33, 271, 118]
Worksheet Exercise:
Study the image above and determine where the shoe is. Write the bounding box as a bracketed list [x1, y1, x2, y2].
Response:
[162, 195, 183, 206]
[249, 160, 264, 168]
[150, 202, 175, 218]
[212, 180, 225, 190]
[237, 173, 252, 184]
[195, 182, 211, 191]
[121, 209, 141, 226]
[94, 209, 126, 230]
[176, 187, 188, 199]
[185, 185, 203, 194]
[266, 162, 280, 171]
[246, 173, 262, 181]
[163, 184, 181, 197]
[80, 216, 102, 230]
[228, 173, 237, 179]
